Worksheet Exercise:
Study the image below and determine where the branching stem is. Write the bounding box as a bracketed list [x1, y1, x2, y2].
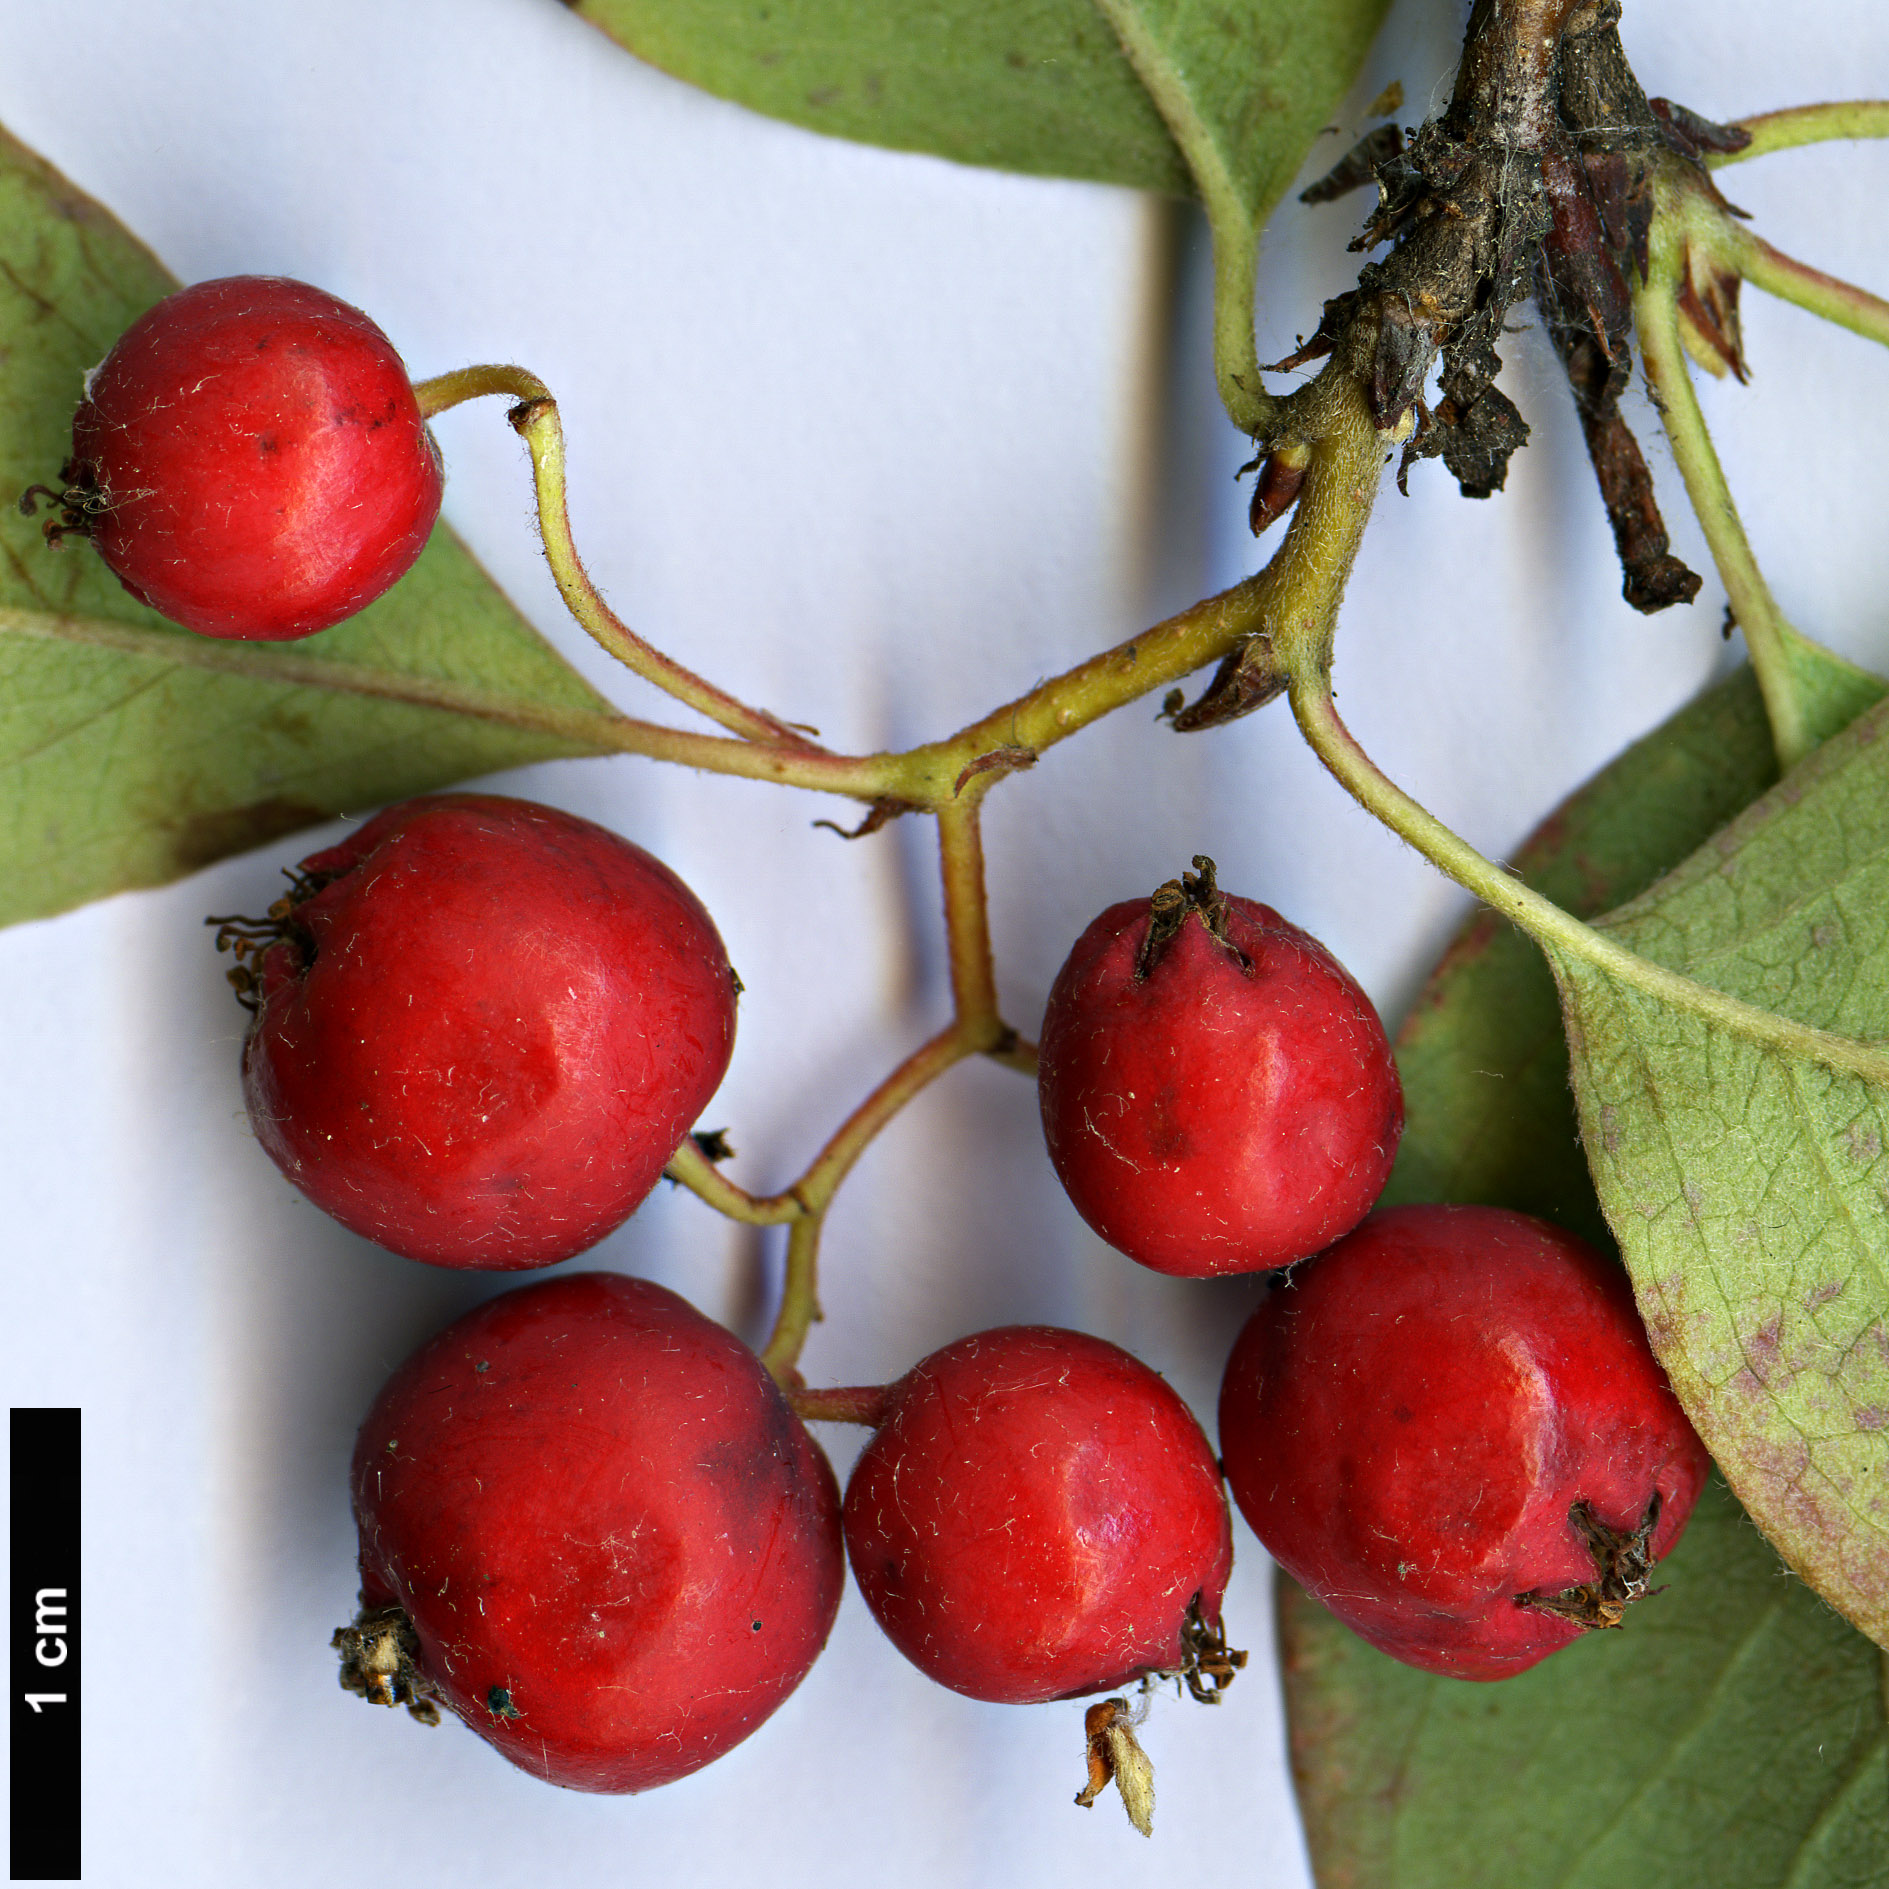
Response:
[295, 359, 1397, 1393]
[1633, 187, 1813, 771]
[423, 68, 1889, 1389]
[358, 78, 1889, 1400]
[755, 1023, 976, 1380]
[666, 792, 1033, 1381]
[400, 360, 1392, 819]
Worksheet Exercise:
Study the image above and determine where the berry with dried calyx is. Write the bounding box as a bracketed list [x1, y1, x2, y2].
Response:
[1217, 1204, 1711, 1680]
[340, 1271, 844, 1791]
[221, 793, 737, 1268]
[1037, 856, 1402, 1275]
[843, 1324, 1238, 1705]
[29, 275, 441, 639]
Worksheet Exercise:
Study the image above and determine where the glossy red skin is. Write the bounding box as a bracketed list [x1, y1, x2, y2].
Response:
[71, 276, 442, 639]
[1037, 893, 1403, 1275]
[244, 794, 737, 1268]
[354, 1273, 843, 1792]
[843, 1326, 1233, 1704]
[1218, 1205, 1712, 1680]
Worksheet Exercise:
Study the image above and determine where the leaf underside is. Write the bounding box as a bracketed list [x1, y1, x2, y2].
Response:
[1551, 690, 1889, 1648]
[0, 123, 614, 931]
[1289, 657, 1889, 1888]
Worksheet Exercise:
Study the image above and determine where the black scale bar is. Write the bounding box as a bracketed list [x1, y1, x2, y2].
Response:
[10, 1408, 80, 1881]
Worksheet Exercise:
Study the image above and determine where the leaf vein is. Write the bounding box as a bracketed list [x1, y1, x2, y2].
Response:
[1549, 1585, 1795, 1889]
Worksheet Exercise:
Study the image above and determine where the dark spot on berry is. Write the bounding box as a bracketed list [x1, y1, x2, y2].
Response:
[750, 1619, 762, 1632]
[486, 1685, 520, 1718]
[1393, 1403, 1413, 1423]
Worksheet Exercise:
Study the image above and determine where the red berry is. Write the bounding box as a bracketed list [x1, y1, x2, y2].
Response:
[232, 793, 737, 1269]
[842, 1326, 1235, 1704]
[1037, 857, 1402, 1276]
[340, 1272, 844, 1792]
[61, 276, 442, 639]
[1217, 1204, 1712, 1680]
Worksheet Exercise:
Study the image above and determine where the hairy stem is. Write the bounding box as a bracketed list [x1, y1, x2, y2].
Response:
[748, 373, 1386, 1380]
[760, 1214, 829, 1384]
[66, 358, 1370, 815]
[794, 1032, 970, 1210]
[412, 364, 550, 417]
[1634, 194, 1812, 770]
[755, 799, 1028, 1378]
[1289, 681, 1889, 1085]
[505, 396, 823, 746]
[663, 1136, 802, 1224]
[887, 354, 1385, 776]
[936, 794, 1014, 1053]
[1717, 101, 1889, 166]
[1728, 227, 1889, 351]
[1250, 361, 1386, 682]
[422, 365, 827, 748]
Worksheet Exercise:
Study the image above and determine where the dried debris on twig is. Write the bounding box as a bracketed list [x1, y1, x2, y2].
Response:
[1182, 0, 1763, 741]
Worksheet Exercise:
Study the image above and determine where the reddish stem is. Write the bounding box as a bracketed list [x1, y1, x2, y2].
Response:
[787, 1384, 895, 1428]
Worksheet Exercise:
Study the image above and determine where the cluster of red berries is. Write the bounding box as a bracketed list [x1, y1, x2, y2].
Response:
[48, 278, 1710, 1803]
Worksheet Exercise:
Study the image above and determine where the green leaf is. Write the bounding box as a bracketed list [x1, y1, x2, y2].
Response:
[1548, 691, 1889, 1647]
[1281, 1476, 1889, 1889]
[0, 124, 617, 929]
[567, 0, 1394, 427]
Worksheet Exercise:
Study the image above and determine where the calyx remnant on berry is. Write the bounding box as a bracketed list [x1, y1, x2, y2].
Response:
[842, 1325, 1235, 1705]
[346, 1272, 843, 1793]
[17, 456, 108, 547]
[1516, 1493, 1666, 1630]
[1135, 854, 1245, 979]
[332, 1603, 440, 1725]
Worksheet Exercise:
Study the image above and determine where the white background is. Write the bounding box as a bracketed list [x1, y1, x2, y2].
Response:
[0, 1, 1884, 1883]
